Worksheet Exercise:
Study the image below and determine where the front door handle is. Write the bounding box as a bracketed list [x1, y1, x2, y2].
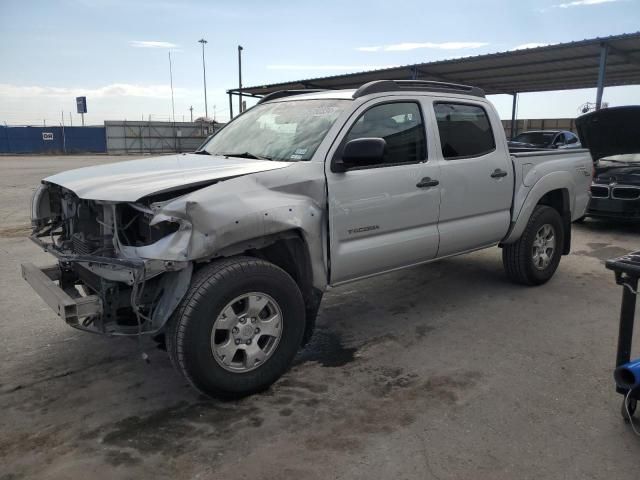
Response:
[491, 169, 508, 179]
[416, 177, 439, 188]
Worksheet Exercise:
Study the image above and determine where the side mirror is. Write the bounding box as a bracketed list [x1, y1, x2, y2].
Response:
[335, 138, 386, 171]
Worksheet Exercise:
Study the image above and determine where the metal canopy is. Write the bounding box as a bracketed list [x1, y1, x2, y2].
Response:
[228, 32, 640, 98]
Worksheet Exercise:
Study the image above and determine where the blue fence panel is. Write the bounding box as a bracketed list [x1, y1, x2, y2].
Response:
[0, 126, 9, 153]
[0, 126, 106, 154]
[64, 127, 107, 153]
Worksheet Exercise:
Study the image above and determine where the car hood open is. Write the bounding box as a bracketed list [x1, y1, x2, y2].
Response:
[44, 153, 293, 202]
[576, 106, 640, 161]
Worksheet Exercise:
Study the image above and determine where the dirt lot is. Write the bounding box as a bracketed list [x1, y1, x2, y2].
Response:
[1, 154, 639, 480]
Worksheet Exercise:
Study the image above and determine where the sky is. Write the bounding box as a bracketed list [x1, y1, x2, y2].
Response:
[1, 0, 639, 125]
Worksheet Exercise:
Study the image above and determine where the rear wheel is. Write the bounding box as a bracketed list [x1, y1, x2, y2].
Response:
[502, 205, 564, 286]
[166, 256, 305, 398]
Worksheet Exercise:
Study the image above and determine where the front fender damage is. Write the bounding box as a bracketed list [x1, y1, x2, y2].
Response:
[122, 166, 328, 289]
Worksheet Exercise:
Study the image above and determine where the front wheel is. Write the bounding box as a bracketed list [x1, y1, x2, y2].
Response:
[502, 205, 565, 286]
[166, 256, 306, 398]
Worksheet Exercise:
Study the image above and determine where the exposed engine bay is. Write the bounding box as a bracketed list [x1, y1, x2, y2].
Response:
[29, 182, 192, 335]
[24, 154, 327, 339]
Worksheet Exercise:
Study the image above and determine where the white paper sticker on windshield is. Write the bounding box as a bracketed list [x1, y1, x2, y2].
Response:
[310, 106, 340, 116]
[294, 148, 308, 155]
[290, 154, 303, 160]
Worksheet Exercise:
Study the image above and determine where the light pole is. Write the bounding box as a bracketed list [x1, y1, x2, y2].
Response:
[238, 45, 243, 114]
[168, 51, 176, 124]
[198, 38, 209, 119]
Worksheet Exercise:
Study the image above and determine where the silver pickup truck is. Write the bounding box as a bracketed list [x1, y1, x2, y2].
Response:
[22, 80, 593, 398]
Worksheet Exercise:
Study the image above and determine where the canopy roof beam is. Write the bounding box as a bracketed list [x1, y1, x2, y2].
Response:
[510, 93, 518, 140]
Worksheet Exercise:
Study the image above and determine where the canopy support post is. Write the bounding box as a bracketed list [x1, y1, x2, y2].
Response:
[596, 42, 609, 110]
[228, 92, 234, 120]
[510, 92, 518, 140]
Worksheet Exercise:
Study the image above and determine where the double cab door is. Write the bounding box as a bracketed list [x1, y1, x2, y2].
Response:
[326, 96, 513, 285]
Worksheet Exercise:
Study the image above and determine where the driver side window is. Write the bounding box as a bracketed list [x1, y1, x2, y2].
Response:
[344, 102, 426, 166]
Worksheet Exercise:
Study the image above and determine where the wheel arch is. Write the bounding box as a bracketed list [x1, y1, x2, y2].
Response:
[503, 171, 574, 254]
[537, 189, 571, 254]
[195, 229, 322, 345]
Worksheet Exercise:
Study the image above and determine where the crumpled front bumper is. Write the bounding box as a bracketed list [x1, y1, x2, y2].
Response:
[23, 233, 193, 335]
[21, 263, 102, 326]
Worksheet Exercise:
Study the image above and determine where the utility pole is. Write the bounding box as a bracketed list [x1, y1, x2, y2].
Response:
[69, 112, 72, 127]
[198, 38, 209, 119]
[168, 51, 176, 123]
[213, 104, 216, 122]
[189, 105, 194, 122]
[238, 45, 243, 114]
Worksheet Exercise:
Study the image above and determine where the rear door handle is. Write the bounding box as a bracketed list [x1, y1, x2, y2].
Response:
[491, 169, 508, 178]
[416, 177, 439, 188]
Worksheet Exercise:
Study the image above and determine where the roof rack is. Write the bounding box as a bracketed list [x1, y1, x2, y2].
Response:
[257, 89, 326, 104]
[352, 80, 485, 99]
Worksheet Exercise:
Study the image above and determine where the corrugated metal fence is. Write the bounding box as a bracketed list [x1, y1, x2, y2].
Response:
[104, 121, 217, 154]
[0, 125, 107, 154]
[0, 121, 219, 155]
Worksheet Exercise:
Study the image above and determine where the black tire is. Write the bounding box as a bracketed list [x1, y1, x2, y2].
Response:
[166, 256, 305, 399]
[502, 205, 565, 286]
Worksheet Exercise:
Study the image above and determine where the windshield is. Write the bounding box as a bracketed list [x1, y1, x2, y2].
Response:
[513, 132, 556, 145]
[202, 99, 349, 161]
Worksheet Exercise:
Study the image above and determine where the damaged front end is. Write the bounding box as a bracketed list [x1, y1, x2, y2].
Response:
[23, 183, 193, 336]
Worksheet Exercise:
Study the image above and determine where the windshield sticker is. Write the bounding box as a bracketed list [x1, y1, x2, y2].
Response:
[290, 154, 303, 160]
[294, 148, 308, 155]
[310, 106, 340, 116]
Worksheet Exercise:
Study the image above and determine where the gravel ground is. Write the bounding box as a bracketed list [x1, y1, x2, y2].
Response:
[1, 154, 639, 480]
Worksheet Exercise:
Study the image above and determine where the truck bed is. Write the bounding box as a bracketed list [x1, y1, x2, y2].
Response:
[508, 148, 593, 235]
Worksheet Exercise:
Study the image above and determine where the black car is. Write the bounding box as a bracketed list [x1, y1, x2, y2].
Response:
[508, 130, 581, 151]
[576, 106, 640, 222]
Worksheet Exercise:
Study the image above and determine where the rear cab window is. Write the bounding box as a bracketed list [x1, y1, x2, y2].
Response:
[433, 103, 496, 159]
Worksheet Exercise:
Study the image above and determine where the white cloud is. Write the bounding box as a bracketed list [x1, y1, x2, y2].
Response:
[129, 40, 178, 49]
[266, 65, 399, 71]
[554, 0, 618, 8]
[0, 83, 187, 99]
[511, 42, 550, 50]
[356, 41, 488, 52]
